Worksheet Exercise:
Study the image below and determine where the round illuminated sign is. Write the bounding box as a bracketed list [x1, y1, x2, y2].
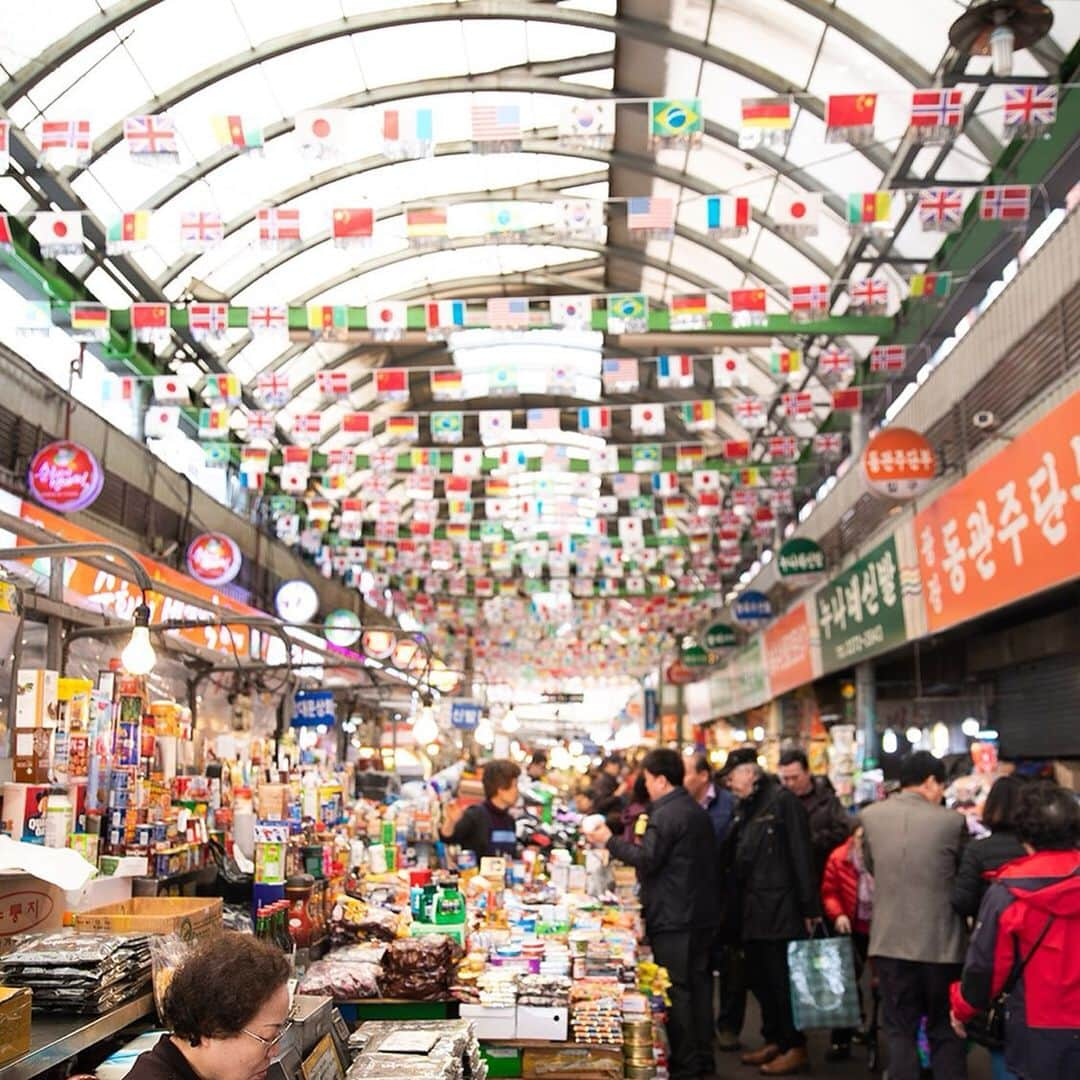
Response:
[733, 590, 772, 625]
[324, 609, 361, 647]
[27, 440, 103, 513]
[274, 579, 319, 624]
[361, 629, 396, 659]
[185, 533, 242, 586]
[777, 538, 826, 579]
[863, 427, 937, 498]
[704, 623, 736, 650]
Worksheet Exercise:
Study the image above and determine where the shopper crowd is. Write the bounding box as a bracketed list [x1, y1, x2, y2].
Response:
[576, 747, 1080, 1080]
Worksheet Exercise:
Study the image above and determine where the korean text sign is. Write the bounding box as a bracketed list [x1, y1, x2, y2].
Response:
[815, 535, 906, 672]
[915, 391, 1080, 633]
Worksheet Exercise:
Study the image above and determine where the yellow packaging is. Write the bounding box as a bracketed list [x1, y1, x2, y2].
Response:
[0, 987, 31, 1066]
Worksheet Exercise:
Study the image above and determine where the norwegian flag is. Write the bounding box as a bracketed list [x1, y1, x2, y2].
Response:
[870, 344, 906, 373]
[188, 302, 229, 340]
[40, 119, 92, 165]
[849, 276, 889, 311]
[246, 411, 276, 440]
[917, 188, 964, 232]
[781, 391, 813, 417]
[735, 397, 765, 428]
[257, 206, 301, 246]
[813, 432, 844, 457]
[909, 89, 964, 139]
[180, 210, 224, 249]
[979, 185, 1031, 222]
[819, 346, 853, 376]
[256, 372, 290, 406]
[768, 435, 798, 458]
[789, 282, 830, 318]
[124, 115, 179, 159]
[771, 465, 797, 488]
[1003, 85, 1057, 137]
[247, 304, 288, 335]
[326, 448, 355, 474]
[316, 370, 350, 397]
[292, 413, 322, 441]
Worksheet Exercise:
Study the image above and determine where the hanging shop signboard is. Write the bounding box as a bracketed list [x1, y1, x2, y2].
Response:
[732, 590, 772, 624]
[862, 427, 937, 498]
[275, 579, 319, 624]
[703, 622, 736, 649]
[361, 629, 396, 659]
[814, 535, 907, 672]
[323, 609, 361, 647]
[292, 689, 335, 728]
[681, 643, 710, 667]
[763, 600, 818, 698]
[914, 389, 1080, 634]
[777, 537, 826, 578]
[185, 533, 241, 586]
[450, 702, 482, 730]
[27, 441, 103, 513]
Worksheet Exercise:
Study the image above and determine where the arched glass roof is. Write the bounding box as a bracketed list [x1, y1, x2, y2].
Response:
[1, 0, 1076, 681]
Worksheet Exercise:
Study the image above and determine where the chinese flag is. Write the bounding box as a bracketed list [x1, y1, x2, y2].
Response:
[827, 93, 877, 128]
[723, 439, 750, 460]
[342, 412, 371, 434]
[731, 288, 766, 312]
[832, 387, 862, 411]
[132, 303, 169, 328]
[332, 208, 373, 240]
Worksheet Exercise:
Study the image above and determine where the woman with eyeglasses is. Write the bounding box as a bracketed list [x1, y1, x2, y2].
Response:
[128, 933, 292, 1080]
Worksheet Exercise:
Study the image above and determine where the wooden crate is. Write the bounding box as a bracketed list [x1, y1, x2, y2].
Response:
[74, 896, 222, 940]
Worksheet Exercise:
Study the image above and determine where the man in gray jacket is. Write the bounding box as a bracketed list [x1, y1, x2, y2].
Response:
[861, 752, 969, 1080]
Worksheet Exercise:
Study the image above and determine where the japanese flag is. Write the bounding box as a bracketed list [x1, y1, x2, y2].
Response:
[713, 351, 751, 388]
[693, 470, 721, 493]
[296, 110, 349, 158]
[630, 403, 666, 436]
[152, 374, 189, 403]
[773, 192, 823, 232]
[144, 405, 180, 438]
[618, 517, 644, 548]
[367, 301, 407, 334]
[453, 447, 483, 475]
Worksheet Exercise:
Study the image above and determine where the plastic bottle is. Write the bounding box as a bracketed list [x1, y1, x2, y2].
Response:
[43, 787, 73, 849]
[301, 772, 319, 821]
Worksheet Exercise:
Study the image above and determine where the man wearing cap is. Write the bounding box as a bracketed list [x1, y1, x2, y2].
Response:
[725, 748, 821, 1076]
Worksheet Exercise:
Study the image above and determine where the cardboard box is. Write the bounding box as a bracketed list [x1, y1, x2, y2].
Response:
[0, 986, 31, 1066]
[459, 1004, 516, 1041]
[521, 1046, 622, 1079]
[515, 1006, 568, 1042]
[15, 670, 58, 728]
[2, 784, 51, 843]
[12, 729, 51, 785]
[0, 871, 68, 937]
[74, 896, 222, 941]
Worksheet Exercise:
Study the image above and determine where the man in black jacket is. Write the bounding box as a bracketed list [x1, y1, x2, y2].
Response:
[727, 749, 821, 1076]
[586, 748, 718, 1080]
[778, 748, 851, 882]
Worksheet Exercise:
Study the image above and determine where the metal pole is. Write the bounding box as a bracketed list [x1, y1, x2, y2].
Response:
[45, 557, 63, 671]
[856, 660, 878, 769]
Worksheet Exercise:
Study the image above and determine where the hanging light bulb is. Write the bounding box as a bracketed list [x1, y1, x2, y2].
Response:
[412, 694, 438, 745]
[501, 707, 520, 734]
[121, 604, 156, 675]
[475, 716, 495, 748]
[882, 729, 899, 755]
[990, 20, 1015, 75]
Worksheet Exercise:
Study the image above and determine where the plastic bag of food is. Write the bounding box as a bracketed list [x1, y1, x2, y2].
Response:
[151, 933, 199, 1022]
[296, 960, 382, 1000]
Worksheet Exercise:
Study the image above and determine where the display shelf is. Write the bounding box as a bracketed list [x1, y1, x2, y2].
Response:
[333, 999, 459, 1024]
[2, 993, 154, 1080]
[478, 1039, 620, 1050]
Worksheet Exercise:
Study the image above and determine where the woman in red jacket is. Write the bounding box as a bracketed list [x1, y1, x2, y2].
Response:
[820, 825, 874, 1061]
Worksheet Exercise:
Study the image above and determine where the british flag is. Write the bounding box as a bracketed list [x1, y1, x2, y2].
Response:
[909, 89, 964, 138]
[781, 392, 813, 418]
[979, 185, 1031, 222]
[316, 370, 350, 396]
[870, 344, 906, 373]
[789, 282, 830, 317]
[849, 277, 889, 310]
[735, 397, 765, 427]
[246, 411, 276, 440]
[819, 346, 853, 375]
[256, 371, 290, 406]
[813, 432, 844, 457]
[768, 435, 798, 458]
[1003, 85, 1057, 136]
[247, 304, 288, 335]
[257, 206, 301, 246]
[180, 211, 224, 248]
[123, 115, 179, 158]
[188, 302, 229, 339]
[771, 464, 798, 487]
[917, 188, 964, 232]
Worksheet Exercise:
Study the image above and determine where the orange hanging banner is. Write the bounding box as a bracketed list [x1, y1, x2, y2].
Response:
[914, 390, 1080, 633]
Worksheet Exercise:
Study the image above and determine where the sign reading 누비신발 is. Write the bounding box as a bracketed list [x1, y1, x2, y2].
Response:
[815, 535, 906, 672]
[914, 390, 1080, 633]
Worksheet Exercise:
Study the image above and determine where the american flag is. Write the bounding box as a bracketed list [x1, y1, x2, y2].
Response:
[258, 207, 301, 244]
[627, 197, 674, 232]
[602, 357, 639, 392]
[180, 210, 224, 247]
[768, 435, 798, 458]
[813, 432, 844, 456]
[819, 346, 853, 375]
[870, 344, 906, 372]
[910, 89, 964, 130]
[980, 185, 1031, 221]
[486, 296, 530, 328]
[527, 408, 560, 430]
[124, 115, 179, 156]
[789, 282, 830, 314]
[256, 371, 291, 406]
[917, 188, 964, 232]
[189, 302, 229, 338]
[292, 413, 322, 439]
[41, 119, 91, 154]
[246, 412, 276, 440]
[316, 370, 350, 396]
[849, 277, 888, 309]
[782, 391, 813, 417]
[735, 397, 765, 426]
[471, 104, 521, 143]
[247, 304, 287, 335]
[1003, 85, 1057, 132]
[771, 465, 797, 487]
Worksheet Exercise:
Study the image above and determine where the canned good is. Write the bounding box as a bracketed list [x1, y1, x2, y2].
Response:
[152, 821, 167, 843]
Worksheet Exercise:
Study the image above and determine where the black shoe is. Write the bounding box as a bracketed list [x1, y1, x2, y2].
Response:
[825, 1041, 851, 1062]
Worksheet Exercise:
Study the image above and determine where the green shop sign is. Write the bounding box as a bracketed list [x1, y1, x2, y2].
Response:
[703, 622, 736, 649]
[815, 535, 907, 673]
[682, 644, 710, 668]
[777, 537, 826, 578]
